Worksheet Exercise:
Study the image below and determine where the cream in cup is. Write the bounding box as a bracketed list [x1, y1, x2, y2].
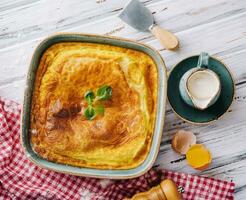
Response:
[179, 52, 221, 110]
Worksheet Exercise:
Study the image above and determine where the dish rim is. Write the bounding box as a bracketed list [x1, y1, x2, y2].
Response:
[21, 33, 167, 179]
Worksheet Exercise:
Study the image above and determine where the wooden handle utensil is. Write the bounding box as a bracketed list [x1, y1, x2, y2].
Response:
[125, 179, 182, 200]
[150, 25, 179, 50]
[119, 0, 179, 51]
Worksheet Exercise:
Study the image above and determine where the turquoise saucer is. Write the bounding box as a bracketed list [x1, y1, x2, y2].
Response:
[168, 55, 235, 124]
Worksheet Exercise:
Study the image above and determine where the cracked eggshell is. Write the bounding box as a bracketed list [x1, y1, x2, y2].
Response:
[172, 130, 197, 155]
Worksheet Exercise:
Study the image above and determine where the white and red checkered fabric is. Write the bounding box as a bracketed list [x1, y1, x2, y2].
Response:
[0, 97, 235, 200]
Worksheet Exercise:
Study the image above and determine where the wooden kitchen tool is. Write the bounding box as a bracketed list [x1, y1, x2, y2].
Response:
[125, 179, 182, 200]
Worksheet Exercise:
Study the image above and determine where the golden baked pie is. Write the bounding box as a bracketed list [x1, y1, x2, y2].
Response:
[30, 42, 158, 169]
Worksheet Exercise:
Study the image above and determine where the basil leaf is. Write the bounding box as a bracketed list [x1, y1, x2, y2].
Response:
[95, 104, 105, 115]
[84, 106, 96, 120]
[83, 85, 112, 121]
[84, 90, 95, 104]
[96, 85, 112, 101]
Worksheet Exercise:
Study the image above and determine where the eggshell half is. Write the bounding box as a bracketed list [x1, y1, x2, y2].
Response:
[172, 130, 196, 155]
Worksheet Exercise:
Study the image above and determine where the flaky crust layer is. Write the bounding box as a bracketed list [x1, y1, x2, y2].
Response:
[30, 42, 157, 169]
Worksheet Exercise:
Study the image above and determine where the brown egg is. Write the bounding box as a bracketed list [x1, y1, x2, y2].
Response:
[172, 130, 196, 155]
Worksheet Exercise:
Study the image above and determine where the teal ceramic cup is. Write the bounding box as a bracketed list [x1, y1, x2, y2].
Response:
[168, 53, 234, 124]
[179, 52, 221, 110]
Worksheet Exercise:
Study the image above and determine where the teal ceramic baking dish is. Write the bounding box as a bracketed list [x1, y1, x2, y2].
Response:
[21, 33, 167, 179]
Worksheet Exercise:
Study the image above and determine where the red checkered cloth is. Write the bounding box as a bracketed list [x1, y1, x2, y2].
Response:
[0, 97, 235, 200]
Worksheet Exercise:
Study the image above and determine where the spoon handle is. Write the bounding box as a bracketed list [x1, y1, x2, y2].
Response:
[197, 52, 209, 68]
[150, 25, 179, 50]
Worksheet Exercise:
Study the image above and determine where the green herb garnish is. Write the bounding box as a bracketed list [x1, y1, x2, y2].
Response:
[84, 106, 96, 120]
[84, 90, 95, 105]
[96, 85, 112, 101]
[83, 85, 112, 120]
[94, 104, 105, 115]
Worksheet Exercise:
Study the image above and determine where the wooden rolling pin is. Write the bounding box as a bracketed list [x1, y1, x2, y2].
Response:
[125, 179, 182, 200]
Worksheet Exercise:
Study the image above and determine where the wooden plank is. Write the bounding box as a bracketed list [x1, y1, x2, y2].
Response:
[0, 0, 245, 87]
[1, 0, 246, 49]
[0, 80, 25, 102]
[0, 0, 162, 48]
[147, 12, 246, 69]
[0, 8, 246, 97]
[0, 0, 40, 11]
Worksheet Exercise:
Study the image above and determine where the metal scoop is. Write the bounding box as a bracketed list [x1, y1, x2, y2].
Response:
[119, 0, 179, 50]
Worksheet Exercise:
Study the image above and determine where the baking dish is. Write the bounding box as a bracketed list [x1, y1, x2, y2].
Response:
[21, 33, 167, 179]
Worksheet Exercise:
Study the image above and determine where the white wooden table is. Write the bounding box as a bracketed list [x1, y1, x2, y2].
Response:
[0, 0, 246, 199]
